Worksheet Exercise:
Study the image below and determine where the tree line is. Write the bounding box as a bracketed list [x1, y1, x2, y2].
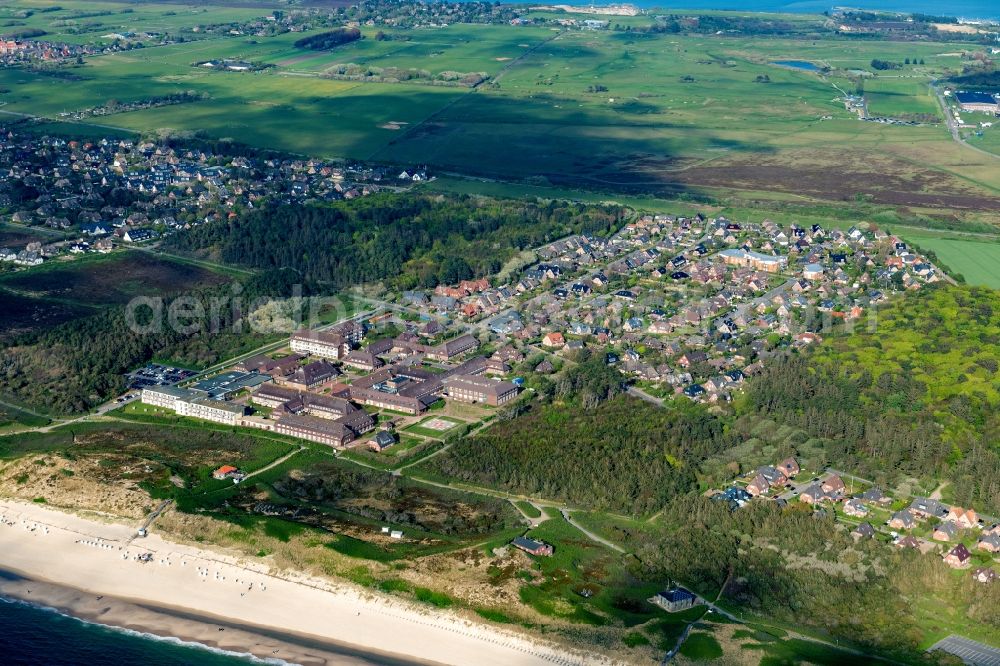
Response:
[164, 194, 625, 290]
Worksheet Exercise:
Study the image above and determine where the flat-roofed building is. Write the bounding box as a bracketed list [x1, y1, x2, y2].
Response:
[141, 385, 194, 410]
[955, 91, 999, 114]
[290, 329, 349, 360]
[189, 371, 271, 400]
[176, 397, 247, 425]
[443, 375, 518, 406]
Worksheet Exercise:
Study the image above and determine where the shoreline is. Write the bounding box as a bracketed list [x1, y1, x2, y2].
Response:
[0, 572, 425, 666]
[0, 499, 598, 666]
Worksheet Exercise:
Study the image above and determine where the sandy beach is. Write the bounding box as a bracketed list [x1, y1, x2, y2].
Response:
[0, 499, 599, 666]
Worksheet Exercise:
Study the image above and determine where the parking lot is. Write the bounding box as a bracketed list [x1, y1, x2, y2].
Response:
[126, 363, 196, 390]
[929, 635, 1000, 666]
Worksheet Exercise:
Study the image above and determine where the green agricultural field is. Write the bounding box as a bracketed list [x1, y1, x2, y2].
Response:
[4, 4, 1000, 216]
[863, 77, 941, 119]
[900, 234, 1000, 289]
[0, 1, 264, 46]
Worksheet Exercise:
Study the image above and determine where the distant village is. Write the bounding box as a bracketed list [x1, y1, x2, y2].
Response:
[0, 130, 424, 268]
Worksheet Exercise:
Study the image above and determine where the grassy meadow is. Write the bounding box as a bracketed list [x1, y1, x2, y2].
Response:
[5, 0, 1000, 221]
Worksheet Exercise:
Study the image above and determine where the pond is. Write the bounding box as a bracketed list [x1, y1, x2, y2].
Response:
[772, 60, 821, 72]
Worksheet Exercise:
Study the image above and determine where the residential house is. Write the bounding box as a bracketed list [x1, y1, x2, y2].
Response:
[888, 510, 916, 531]
[944, 543, 973, 569]
[909, 498, 948, 521]
[859, 486, 892, 507]
[512, 536, 554, 557]
[972, 567, 998, 584]
[746, 474, 770, 497]
[757, 466, 787, 488]
[212, 465, 242, 481]
[821, 474, 845, 496]
[977, 534, 1000, 553]
[932, 521, 958, 542]
[369, 430, 397, 453]
[651, 588, 698, 613]
[945, 507, 979, 530]
[777, 457, 800, 479]
[852, 522, 876, 540]
[800, 483, 834, 505]
[542, 332, 566, 348]
[844, 499, 868, 518]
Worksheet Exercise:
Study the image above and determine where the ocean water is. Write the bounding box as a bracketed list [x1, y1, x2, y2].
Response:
[537, 1, 1000, 21]
[0, 595, 282, 666]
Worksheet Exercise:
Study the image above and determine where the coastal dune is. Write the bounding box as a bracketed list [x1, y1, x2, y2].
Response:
[0, 500, 596, 666]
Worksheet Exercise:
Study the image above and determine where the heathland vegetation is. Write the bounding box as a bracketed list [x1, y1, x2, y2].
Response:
[0, 268, 299, 413]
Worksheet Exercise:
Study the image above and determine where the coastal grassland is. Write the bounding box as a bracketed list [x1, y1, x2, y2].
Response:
[5, 17, 1000, 215]
[514, 500, 541, 519]
[0, 420, 293, 473]
[0, 251, 230, 309]
[338, 436, 442, 471]
[160, 442, 524, 560]
[259, 23, 558, 75]
[899, 232, 1000, 288]
[515, 517, 667, 631]
[0, 402, 50, 430]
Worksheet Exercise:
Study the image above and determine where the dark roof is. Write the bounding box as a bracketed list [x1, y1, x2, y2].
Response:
[512, 536, 544, 551]
[657, 587, 695, 603]
[955, 91, 997, 105]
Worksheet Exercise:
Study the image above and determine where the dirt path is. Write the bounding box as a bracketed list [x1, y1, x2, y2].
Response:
[242, 447, 306, 481]
[558, 509, 625, 554]
[929, 481, 948, 501]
